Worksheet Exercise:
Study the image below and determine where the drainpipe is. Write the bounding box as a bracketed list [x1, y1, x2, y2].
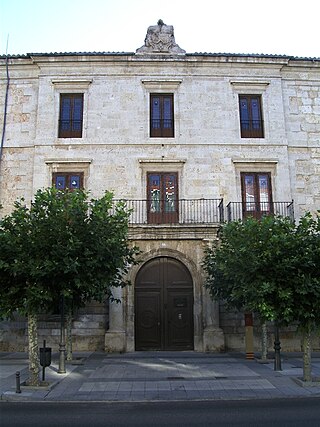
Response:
[0, 51, 10, 175]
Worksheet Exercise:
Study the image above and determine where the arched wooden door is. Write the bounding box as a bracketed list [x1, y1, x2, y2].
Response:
[135, 257, 194, 350]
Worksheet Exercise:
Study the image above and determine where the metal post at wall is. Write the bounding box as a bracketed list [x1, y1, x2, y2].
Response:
[245, 312, 254, 360]
[42, 340, 46, 381]
[58, 295, 66, 374]
[274, 321, 282, 371]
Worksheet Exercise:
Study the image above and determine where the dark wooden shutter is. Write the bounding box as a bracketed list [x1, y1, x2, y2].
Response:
[241, 172, 272, 218]
[147, 172, 178, 223]
[53, 172, 84, 190]
[239, 95, 264, 138]
[59, 94, 83, 138]
[150, 94, 174, 137]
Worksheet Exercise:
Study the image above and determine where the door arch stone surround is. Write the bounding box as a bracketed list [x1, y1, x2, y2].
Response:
[125, 248, 204, 352]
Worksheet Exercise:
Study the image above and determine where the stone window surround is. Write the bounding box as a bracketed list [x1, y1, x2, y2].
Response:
[45, 159, 92, 189]
[141, 79, 182, 140]
[51, 80, 92, 140]
[139, 158, 186, 199]
[232, 159, 278, 202]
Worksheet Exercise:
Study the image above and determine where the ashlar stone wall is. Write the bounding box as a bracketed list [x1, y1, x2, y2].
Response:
[0, 51, 319, 353]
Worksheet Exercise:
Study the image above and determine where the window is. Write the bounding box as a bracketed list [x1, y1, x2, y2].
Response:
[58, 94, 84, 138]
[241, 172, 272, 218]
[52, 172, 83, 190]
[239, 95, 264, 138]
[150, 94, 174, 137]
[147, 172, 178, 223]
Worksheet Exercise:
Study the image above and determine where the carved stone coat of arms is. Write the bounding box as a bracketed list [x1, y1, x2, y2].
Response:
[136, 20, 186, 54]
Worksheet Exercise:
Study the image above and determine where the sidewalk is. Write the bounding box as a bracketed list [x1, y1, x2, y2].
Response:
[1, 351, 320, 402]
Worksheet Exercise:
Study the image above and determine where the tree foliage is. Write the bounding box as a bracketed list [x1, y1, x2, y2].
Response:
[203, 212, 320, 381]
[0, 188, 139, 319]
[290, 213, 320, 330]
[0, 188, 139, 385]
[203, 213, 320, 328]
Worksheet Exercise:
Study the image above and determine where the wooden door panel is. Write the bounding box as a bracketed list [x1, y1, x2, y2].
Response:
[135, 291, 161, 350]
[135, 257, 194, 351]
[166, 291, 194, 350]
[165, 257, 192, 286]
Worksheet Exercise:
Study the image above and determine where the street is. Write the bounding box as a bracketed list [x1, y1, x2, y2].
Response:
[1, 398, 320, 427]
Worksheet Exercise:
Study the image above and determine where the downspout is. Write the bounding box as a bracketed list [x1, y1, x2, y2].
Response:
[0, 52, 10, 175]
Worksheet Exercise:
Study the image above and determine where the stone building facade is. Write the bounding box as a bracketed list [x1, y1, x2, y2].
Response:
[0, 22, 319, 353]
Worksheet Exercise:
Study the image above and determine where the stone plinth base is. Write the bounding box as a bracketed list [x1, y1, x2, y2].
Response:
[203, 326, 225, 352]
[104, 331, 126, 353]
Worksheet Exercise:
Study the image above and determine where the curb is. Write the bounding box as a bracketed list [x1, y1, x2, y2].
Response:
[292, 377, 320, 388]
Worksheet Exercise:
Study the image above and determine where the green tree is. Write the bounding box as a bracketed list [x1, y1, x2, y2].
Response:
[0, 188, 139, 385]
[289, 213, 320, 381]
[203, 213, 320, 381]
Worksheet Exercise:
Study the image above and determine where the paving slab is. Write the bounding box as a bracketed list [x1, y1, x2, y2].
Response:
[1, 351, 320, 402]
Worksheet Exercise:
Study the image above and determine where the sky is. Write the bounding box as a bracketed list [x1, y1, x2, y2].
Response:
[0, 0, 319, 58]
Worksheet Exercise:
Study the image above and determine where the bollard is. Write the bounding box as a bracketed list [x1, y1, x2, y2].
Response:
[16, 371, 21, 393]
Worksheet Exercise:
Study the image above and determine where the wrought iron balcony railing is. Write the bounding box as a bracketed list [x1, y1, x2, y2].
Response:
[58, 120, 83, 138]
[240, 119, 264, 138]
[114, 198, 224, 225]
[226, 201, 294, 222]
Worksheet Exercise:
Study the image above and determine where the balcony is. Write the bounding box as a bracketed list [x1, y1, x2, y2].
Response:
[114, 199, 224, 225]
[226, 201, 294, 222]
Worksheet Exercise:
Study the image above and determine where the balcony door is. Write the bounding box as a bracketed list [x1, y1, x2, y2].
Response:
[241, 172, 273, 219]
[135, 257, 194, 351]
[147, 172, 179, 224]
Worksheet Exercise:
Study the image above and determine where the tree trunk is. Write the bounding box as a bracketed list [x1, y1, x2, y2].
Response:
[302, 325, 312, 382]
[27, 313, 40, 386]
[66, 309, 73, 361]
[261, 321, 268, 361]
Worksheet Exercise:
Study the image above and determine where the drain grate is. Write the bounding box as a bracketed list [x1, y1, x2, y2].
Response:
[167, 376, 185, 380]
